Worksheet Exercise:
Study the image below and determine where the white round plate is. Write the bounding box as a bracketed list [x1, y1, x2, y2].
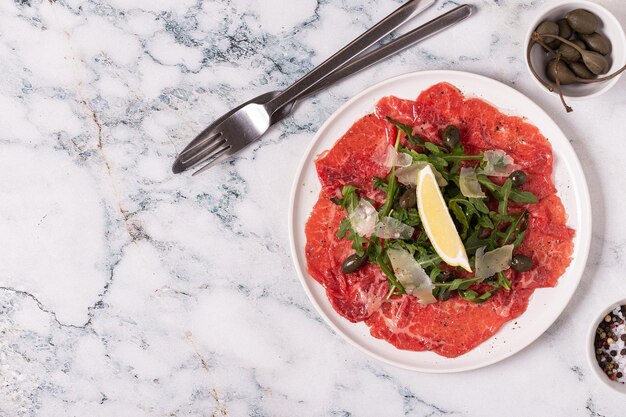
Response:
[288, 70, 591, 372]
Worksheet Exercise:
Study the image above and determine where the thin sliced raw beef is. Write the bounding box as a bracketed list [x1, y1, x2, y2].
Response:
[306, 82, 575, 357]
[514, 195, 575, 289]
[305, 197, 388, 322]
[315, 114, 393, 202]
[365, 289, 533, 357]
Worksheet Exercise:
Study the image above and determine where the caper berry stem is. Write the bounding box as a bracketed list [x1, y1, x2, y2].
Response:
[533, 32, 626, 84]
[539, 33, 585, 55]
[528, 31, 626, 113]
[554, 54, 573, 113]
[526, 38, 556, 92]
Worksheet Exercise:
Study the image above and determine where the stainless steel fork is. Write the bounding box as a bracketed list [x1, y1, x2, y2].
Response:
[173, 2, 474, 175]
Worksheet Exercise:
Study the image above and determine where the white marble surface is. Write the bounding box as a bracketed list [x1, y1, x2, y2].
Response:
[0, 0, 625, 415]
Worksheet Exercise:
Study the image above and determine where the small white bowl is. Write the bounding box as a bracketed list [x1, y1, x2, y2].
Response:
[586, 297, 626, 395]
[524, 0, 626, 100]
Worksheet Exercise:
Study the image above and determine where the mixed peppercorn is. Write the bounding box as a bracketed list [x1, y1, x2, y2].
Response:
[594, 304, 626, 383]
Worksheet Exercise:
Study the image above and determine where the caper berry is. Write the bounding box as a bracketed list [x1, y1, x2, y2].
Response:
[536, 20, 560, 49]
[442, 125, 460, 148]
[580, 32, 612, 56]
[509, 170, 527, 187]
[399, 187, 417, 209]
[569, 61, 595, 79]
[581, 50, 609, 75]
[557, 43, 581, 62]
[341, 252, 368, 274]
[510, 254, 534, 272]
[557, 19, 572, 39]
[546, 59, 578, 84]
[565, 9, 599, 35]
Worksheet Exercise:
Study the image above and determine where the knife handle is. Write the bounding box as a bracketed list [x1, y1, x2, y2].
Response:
[265, 0, 436, 115]
[298, 4, 474, 100]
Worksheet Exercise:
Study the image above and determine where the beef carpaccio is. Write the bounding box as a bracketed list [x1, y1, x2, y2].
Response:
[305, 82, 575, 358]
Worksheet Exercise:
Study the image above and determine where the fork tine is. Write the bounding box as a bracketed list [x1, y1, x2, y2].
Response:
[179, 135, 227, 167]
[178, 132, 226, 165]
[179, 130, 222, 159]
[191, 146, 232, 176]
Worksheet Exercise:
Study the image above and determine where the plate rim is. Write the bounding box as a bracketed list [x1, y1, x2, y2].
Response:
[287, 69, 592, 372]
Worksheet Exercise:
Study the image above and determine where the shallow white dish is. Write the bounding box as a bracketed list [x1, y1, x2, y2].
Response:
[586, 297, 626, 394]
[524, 0, 626, 100]
[288, 70, 591, 372]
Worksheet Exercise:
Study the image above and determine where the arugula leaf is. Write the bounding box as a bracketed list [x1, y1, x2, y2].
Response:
[477, 175, 538, 204]
[375, 250, 406, 298]
[496, 271, 511, 291]
[449, 200, 470, 238]
[441, 154, 484, 162]
[498, 179, 513, 214]
[337, 217, 351, 239]
[373, 177, 388, 192]
[386, 117, 423, 146]
[391, 207, 421, 227]
[464, 228, 490, 256]
[501, 210, 528, 246]
[470, 198, 490, 214]
[424, 142, 443, 155]
[436, 276, 483, 291]
[459, 288, 497, 303]
[510, 189, 538, 204]
[378, 133, 401, 218]
[337, 185, 359, 211]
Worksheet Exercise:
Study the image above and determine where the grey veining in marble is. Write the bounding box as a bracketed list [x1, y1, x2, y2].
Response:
[1, 0, 625, 415]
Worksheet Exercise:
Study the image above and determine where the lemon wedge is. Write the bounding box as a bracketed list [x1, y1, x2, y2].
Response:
[416, 165, 471, 272]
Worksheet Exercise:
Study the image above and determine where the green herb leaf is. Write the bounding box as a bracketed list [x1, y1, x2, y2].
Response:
[386, 117, 423, 146]
[424, 142, 443, 155]
[459, 288, 497, 303]
[498, 179, 513, 214]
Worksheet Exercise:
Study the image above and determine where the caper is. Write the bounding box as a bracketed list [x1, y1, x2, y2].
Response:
[557, 43, 581, 62]
[546, 59, 578, 84]
[341, 252, 368, 274]
[510, 254, 534, 272]
[565, 9, 599, 35]
[581, 50, 609, 75]
[439, 270, 454, 282]
[580, 32, 612, 55]
[536, 20, 560, 49]
[557, 19, 572, 39]
[442, 125, 460, 148]
[398, 187, 417, 209]
[569, 61, 595, 79]
[509, 170, 527, 187]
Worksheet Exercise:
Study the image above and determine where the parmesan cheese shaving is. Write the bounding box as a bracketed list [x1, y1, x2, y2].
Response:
[475, 245, 514, 278]
[478, 150, 520, 177]
[348, 199, 378, 237]
[396, 162, 448, 187]
[384, 145, 413, 168]
[459, 166, 486, 198]
[387, 247, 436, 304]
[373, 217, 414, 240]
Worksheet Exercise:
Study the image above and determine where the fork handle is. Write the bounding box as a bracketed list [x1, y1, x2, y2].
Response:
[265, 0, 435, 114]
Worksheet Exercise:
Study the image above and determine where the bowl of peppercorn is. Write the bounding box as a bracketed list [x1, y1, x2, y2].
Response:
[587, 297, 626, 394]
